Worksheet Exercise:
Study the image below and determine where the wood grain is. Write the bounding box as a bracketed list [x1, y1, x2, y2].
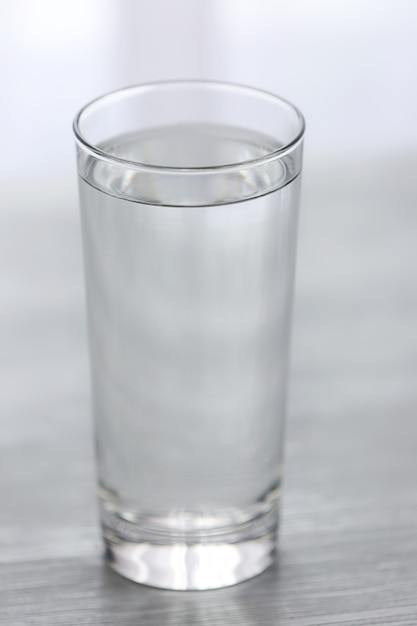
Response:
[2, 156, 417, 624]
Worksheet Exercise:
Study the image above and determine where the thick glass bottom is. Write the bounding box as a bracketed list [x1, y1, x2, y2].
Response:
[102, 505, 278, 590]
[104, 531, 276, 590]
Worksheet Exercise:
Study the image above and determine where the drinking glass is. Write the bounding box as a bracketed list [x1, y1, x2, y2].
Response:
[73, 80, 305, 590]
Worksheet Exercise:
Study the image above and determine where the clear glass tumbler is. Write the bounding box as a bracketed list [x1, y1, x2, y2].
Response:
[73, 81, 304, 590]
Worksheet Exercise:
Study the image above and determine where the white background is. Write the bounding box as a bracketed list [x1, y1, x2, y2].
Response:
[1, 0, 416, 187]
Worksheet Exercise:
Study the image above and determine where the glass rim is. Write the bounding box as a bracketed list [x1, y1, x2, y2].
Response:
[73, 79, 305, 174]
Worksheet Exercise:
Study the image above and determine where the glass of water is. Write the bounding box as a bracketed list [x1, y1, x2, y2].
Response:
[73, 81, 304, 590]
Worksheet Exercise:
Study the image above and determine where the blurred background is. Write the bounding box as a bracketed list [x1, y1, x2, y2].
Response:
[2, 0, 417, 574]
[2, 0, 417, 190]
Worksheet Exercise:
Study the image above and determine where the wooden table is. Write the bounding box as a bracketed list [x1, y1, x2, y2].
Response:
[2, 156, 417, 624]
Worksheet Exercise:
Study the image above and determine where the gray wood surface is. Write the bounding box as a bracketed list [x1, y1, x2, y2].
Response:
[2, 156, 417, 624]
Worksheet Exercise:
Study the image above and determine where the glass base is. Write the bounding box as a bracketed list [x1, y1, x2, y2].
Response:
[101, 496, 279, 590]
[104, 531, 276, 590]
